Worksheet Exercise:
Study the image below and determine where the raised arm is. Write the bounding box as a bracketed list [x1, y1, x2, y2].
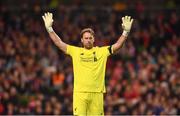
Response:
[42, 12, 67, 53]
[112, 16, 134, 53]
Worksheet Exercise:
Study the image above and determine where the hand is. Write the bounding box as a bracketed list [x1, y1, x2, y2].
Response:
[122, 16, 134, 32]
[42, 12, 54, 32]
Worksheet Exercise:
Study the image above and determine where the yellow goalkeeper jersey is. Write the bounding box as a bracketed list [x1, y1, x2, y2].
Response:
[66, 45, 112, 93]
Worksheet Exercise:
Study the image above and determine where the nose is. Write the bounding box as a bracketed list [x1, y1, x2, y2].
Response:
[86, 38, 90, 42]
[87, 41, 91, 44]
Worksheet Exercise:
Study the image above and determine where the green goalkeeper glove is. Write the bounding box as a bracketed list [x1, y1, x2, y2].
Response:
[122, 16, 134, 37]
[42, 12, 54, 33]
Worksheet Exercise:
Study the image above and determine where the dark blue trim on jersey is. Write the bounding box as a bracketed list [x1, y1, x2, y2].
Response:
[108, 45, 112, 54]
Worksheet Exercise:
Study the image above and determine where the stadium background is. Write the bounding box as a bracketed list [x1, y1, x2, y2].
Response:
[0, 0, 179, 115]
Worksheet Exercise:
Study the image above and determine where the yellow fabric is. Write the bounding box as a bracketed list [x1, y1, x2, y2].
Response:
[66, 45, 111, 93]
[73, 92, 104, 115]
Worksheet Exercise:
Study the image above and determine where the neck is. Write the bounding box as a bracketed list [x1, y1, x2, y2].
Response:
[83, 46, 93, 50]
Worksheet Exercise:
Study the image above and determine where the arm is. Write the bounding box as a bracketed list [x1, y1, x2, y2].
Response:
[48, 31, 67, 53]
[42, 12, 67, 53]
[112, 16, 134, 53]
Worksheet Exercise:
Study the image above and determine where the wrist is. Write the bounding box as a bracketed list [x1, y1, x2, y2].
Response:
[122, 30, 129, 37]
[46, 27, 54, 33]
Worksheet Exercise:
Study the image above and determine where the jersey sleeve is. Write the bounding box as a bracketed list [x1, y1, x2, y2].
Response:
[66, 45, 79, 57]
[100, 45, 113, 57]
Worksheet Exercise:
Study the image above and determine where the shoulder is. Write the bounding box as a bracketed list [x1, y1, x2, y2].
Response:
[97, 46, 111, 50]
[67, 44, 81, 49]
[96, 45, 113, 55]
[66, 45, 82, 56]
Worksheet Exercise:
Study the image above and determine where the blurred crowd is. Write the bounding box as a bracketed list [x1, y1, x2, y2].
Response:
[0, 1, 180, 115]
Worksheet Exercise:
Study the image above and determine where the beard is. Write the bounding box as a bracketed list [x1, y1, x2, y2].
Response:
[84, 43, 93, 49]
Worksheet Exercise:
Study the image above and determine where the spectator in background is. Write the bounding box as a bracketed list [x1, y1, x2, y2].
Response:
[0, 1, 179, 115]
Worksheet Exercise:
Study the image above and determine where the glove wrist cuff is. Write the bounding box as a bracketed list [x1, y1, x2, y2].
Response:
[46, 27, 54, 33]
[122, 30, 129, 37]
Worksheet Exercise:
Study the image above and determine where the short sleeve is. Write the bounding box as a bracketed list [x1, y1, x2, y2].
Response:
[100, 45, 113, 57]
[66, 45, 79, 57]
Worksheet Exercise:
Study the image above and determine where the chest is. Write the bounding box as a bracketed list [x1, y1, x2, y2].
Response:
[79, 51, 100, 62]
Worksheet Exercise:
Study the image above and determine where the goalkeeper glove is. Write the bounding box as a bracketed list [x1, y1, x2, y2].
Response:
[42, 12, 54, 33]
[122, 16, 134, 37]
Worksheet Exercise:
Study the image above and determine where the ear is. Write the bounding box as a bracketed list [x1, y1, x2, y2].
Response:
[81, 38, 83, 43]
[92, 37, 95, 43]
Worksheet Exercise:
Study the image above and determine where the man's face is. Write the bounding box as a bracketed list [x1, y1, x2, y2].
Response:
[81, 32, 94, 49]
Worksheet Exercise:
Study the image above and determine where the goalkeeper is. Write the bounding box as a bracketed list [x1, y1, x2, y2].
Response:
[42, 12, 133, 115]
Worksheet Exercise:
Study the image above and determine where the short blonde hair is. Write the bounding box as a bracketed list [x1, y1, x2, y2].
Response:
[80, 28, 95, 38]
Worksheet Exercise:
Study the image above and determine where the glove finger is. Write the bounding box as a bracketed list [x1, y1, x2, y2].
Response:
[47, 12, 50, 18]
[45, 13, 47, 18]
[48, 12, 51, 20]
[50, 13, 53, 19]
[125, 16, 128, 20]
[49, 12, 51, 18]
[122, 17, 125, 24]
[130, 18, 134, 24]
[128, 16, 130, 22]
[42, 16, 45, 22]
[122, 23, 124, 29]
[128, 16, 131, 22]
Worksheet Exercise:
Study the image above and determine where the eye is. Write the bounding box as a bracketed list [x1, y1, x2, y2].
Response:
[84, 37, 92, 40]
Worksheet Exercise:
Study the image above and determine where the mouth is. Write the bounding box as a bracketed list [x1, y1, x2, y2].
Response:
[85, 42, 90, 45]
[85, 43, 92, 49]
[87, 43, 91, 45]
